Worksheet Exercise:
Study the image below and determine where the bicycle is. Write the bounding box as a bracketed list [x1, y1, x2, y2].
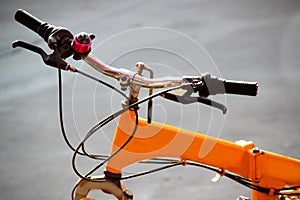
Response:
[12, 9, 300, 200]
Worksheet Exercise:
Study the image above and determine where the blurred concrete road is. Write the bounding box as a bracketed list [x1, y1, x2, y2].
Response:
[1, 0, 300, 200]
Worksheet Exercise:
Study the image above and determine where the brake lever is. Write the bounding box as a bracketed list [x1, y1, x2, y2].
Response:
[196, 96, 227, 114]
[12, 40, 75, 71]
[162, 90, 227, 114]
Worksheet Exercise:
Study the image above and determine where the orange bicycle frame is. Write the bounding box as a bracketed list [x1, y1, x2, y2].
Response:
[106, 110, 300, 200]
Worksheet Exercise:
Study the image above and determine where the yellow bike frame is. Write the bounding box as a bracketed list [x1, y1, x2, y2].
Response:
[104, 110, 300, 200]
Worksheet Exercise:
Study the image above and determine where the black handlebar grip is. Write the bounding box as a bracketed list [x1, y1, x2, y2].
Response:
[201, 73, 258, 97]
[15, 9, 44, 34]
[14, 9, 62, 43]
[224, 80, 258, 96]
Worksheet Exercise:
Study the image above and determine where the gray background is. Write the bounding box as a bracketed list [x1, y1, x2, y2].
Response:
[1, 0, 299, 199]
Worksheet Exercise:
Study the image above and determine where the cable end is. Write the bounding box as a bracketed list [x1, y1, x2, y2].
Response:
[12, 40, 21, 48]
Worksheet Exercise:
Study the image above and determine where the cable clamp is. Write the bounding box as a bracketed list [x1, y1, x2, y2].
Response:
[179, 158, 187, 166]
[211, 169, 225, 183]
[268, 188, 275, 195]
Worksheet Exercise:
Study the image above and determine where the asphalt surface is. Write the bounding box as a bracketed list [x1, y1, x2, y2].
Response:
[1, 0, 300, 200]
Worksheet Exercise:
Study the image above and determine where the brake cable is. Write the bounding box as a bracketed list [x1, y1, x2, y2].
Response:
[57, 65, 129, 157]
[71, 81, 193, 180]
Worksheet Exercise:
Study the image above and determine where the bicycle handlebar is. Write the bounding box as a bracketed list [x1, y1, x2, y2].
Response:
[84, 53, 258, 96]
[13, 9, 258, 98]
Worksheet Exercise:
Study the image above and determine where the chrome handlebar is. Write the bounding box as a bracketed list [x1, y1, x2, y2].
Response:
[83, 53, 184, 89]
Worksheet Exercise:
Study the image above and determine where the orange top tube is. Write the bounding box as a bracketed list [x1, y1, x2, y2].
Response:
[106, 110, 300, 199]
